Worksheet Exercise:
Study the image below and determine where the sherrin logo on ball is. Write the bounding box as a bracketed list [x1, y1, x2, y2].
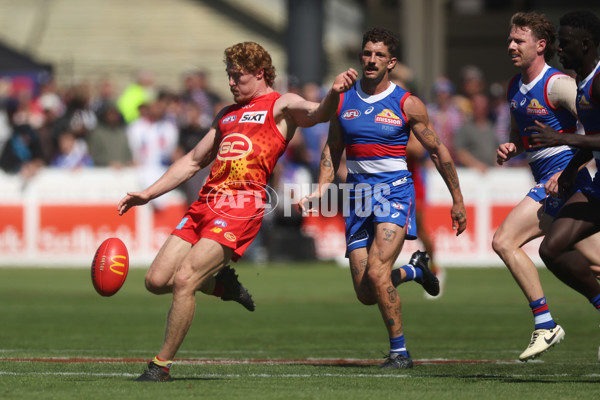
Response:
[91, 237, 129, 297]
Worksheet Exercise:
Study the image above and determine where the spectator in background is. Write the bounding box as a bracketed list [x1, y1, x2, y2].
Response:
[454, 93, 499, 173]
[117, 70, 156, 124]
[52, 84, 97, 148]
[88, 105, 132, 168]
[36, 91, 64, 164]
[453, 65, 487, 118]
[91, 78, 118, 122]
[180, 70, 213, 127]
[50, 129, 93, 169]
[127, 91, 179, 209]
[426, 77, 464, 161]
[173, 102, 210, 204]
[489, 81, 511, 144]
[0, 99, 44, 178]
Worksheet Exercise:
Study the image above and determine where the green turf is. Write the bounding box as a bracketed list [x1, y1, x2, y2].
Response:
[0, 263, 598, 399]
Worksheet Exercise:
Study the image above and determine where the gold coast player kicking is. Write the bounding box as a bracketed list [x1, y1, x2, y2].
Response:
[118, 42, 357, 381]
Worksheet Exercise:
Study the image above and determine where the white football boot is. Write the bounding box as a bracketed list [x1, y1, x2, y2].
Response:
[519, 324, 565, 361]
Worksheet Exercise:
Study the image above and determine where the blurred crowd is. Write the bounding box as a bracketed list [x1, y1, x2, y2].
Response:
[0, 64, 523, 200]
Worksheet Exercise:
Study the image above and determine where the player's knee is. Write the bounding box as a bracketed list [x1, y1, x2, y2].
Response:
[354, 286, 377, 305]
[366, 264, 391, 289]
[491, 232, 506, 256]
[538, 238, 556, 265]
[172, 265, 199, 296]
[144, 272, 168, 294]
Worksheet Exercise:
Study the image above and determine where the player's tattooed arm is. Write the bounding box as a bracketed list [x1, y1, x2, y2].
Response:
[321, 152, 335, 182]
[442, 162, 460, 189]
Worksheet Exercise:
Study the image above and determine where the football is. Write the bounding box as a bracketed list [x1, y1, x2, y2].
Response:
[91, 237, 129, 296]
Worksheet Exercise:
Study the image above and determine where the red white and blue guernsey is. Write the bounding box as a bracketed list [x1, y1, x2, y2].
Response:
[507, 64, 588, 214]
[576, 59, 600, 199]
[508, 64, 578, 182]
[337, 81, 417, 252]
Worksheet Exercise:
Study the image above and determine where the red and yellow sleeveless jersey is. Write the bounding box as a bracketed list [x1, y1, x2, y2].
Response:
[199, 91, 288, 203]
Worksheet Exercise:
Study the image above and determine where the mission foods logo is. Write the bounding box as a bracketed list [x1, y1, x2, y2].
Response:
[526, 99, 548, 115]
[217, 133, 252, 161]
[375, 109, 402, 126]
[578, 94, 593, 111]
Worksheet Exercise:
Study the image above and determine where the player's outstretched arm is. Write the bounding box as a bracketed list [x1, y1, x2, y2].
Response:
[282, 68, 357, 128]
[299, 116, 345, 215]
[406, 95, 467, 236]
[117, 113, 223, 216]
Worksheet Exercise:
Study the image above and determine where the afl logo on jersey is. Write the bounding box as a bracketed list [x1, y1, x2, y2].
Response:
[342, 109, 361, 120]
[217, 133, 252, 161]
[222, 115, 237, 124]
[510, 100, 517, 110]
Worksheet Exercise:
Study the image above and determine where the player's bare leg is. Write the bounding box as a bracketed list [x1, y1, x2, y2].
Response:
[492, 196, 549, 301]
[142, 236, 254, 310]
[158, 238, 233, 360]
[136, 238, 233, 382]
[540, 193, 600, 298]
[492, 196, 563, 361]
[348, 247, 378, 305]
[368, 222, 413, 369]
[144, 235, 191, 294]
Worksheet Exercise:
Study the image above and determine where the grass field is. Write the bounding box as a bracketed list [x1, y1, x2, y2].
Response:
[0, 263, 599, 399]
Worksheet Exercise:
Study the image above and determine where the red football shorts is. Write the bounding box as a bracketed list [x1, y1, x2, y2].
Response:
[171, 199, 264, 261]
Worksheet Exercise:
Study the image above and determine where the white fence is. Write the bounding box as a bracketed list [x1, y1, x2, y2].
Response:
[0, 167, 541, 267]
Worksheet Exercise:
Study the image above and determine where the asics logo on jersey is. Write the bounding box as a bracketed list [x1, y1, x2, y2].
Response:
[342, 109, 361, 120]
[364, 106, 374, 114]
[217, 133, 252, 160]
[240, 111, 267, 123]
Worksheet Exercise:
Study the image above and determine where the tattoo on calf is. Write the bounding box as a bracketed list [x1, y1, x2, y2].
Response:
[387, 286, 397, 302]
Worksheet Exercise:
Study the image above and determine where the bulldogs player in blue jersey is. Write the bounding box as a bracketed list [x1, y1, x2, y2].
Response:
[300, 28, 467, 369]
[493, 12, 600, 362]
[524, 10, 600, 331]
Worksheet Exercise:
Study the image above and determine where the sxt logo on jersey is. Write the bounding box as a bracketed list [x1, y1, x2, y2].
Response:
[240, 111, 267, 124]
[342, 109, 361, 120]
[218, 133, 253, 161]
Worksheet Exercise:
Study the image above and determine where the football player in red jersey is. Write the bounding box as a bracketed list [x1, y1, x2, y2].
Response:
[118, 41, 357, 381]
